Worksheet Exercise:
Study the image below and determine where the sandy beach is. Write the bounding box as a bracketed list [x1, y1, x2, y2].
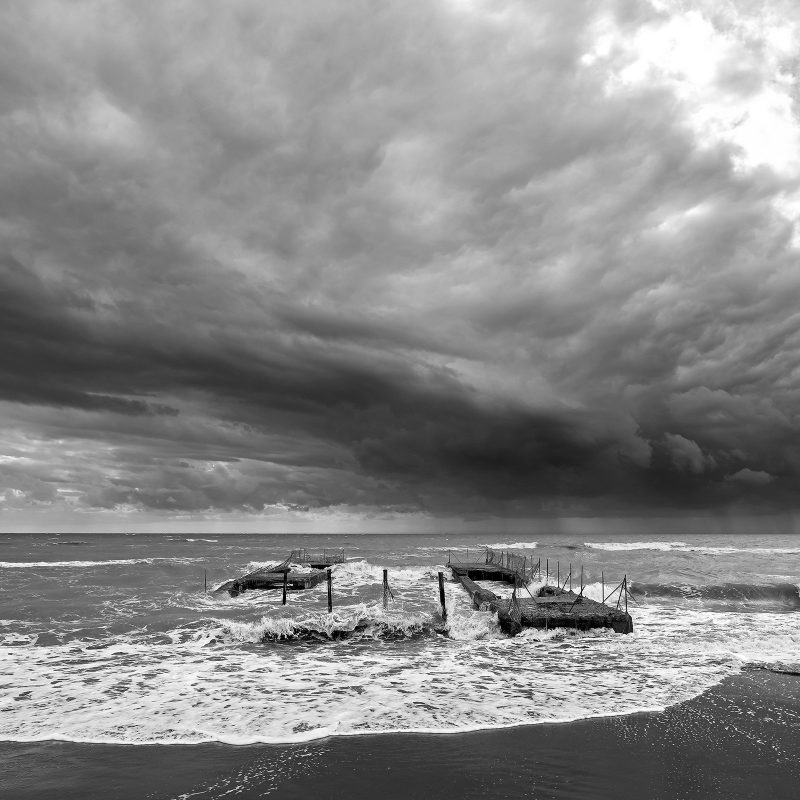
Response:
[3, 670, 797, 800]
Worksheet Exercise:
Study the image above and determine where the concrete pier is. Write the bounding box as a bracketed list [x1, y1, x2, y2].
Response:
[214, 550, 344, 597]
[450, 562, 633, 636]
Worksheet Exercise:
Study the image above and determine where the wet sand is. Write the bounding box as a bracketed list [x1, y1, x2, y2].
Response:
[2, 671, 798, 800]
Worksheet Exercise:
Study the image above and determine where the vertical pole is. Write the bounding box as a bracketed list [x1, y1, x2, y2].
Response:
[523, 556, 527, 583]
[569, 563, 572, 592]
[204, 569, 207, 593]
[546, 559, 549, 584]
[383, 568, 389, 610]
[624, 575, 628, 614]
[485, 547, 489, 565]
[580, 565, 584, 596]
[602, 571, 604, 603]
[327, 568, 333, 613]
[557, 561, 560, 586]
[282, 570, 288, 605]
[438, 571, 447, 621]
[448, 549, 451, 566]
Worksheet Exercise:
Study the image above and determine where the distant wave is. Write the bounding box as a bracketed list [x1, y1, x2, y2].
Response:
[484, 541, 538, 550]
[185, 538, 218, 543]
[631, 581, 800, 606]
[586, 541, 687, 551]
[0, 557, 203, 569]
[587, 541, 800, 555]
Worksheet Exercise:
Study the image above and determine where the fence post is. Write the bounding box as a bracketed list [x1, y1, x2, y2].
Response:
[282, 570, 288, 605]
[383, 568, 389, 610]
[327, 568, 333, 613]
[438, 571, 447, 621]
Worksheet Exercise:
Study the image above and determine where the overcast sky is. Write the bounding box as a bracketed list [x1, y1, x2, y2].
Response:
[2, 0, 800, 533]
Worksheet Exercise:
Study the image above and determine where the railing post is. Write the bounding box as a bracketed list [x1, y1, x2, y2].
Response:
[438, 571, 447, 621]
[327, 568, 333, 613]
[282, 570, 288, 605]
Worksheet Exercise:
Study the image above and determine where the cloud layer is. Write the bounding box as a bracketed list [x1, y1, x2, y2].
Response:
[1, 0, 800, 529]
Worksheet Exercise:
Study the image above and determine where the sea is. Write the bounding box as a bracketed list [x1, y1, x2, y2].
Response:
[1, 531, 799, 748]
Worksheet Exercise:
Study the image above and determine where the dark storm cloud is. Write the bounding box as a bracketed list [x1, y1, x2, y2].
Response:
[1, 0, 800, 523]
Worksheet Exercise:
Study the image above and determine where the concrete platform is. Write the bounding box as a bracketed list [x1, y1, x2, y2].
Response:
[450, 563, 633, 636]
[214, 567, 329, 596]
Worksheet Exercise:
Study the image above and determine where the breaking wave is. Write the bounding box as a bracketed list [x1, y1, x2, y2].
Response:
[207, 605, 437, 643]
[586, 541, 688, 551]
[0, 558, 203, 569]
[631, 581, 800, 606]
[587, 541, 800, 555]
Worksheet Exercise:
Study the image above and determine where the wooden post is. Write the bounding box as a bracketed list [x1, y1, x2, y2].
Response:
[204, 569, 207, 593]
[569, 563, 572, 592]
[282, 570, 288, 605]
[438, 571, 447, 621]
[601, 571, 604, 603]
[546, 558, 549, 584]
[448, 549, 451, 566]
[580, 565, 584, 596]
[383, 568, 389, 610]
[327, 568, 333, 613]
[624, 575, 628, 614]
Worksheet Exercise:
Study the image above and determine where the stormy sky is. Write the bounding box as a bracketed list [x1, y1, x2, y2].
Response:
[2, 0, 800, 533]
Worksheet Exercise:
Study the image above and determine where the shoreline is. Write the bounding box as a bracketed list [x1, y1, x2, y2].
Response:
[2, 670, 798, 799]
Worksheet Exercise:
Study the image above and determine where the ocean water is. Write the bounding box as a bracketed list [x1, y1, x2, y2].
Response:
[1, 532, 798, 746]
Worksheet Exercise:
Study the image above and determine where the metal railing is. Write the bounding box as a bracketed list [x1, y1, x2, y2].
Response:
[290, 548, 346, 565]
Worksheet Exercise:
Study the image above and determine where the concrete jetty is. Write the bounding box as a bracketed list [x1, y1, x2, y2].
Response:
[215, 549, 344, 597]
[450, 560, 633, 636]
